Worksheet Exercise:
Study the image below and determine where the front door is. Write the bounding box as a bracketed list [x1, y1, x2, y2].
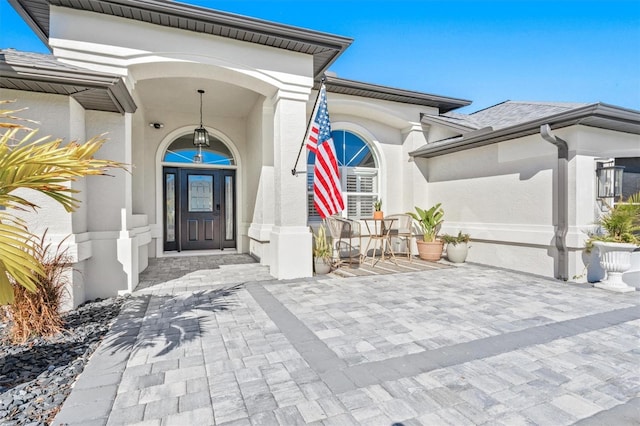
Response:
[163, 167, 236, 251]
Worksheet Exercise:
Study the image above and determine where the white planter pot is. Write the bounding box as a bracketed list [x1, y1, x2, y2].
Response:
[314, 258, 331, 275]
[446, 242, 469, 263]
[592, 241, 637, 293]
[622, 249, 640, 289]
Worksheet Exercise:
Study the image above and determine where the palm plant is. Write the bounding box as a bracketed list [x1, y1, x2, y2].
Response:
[587, 191, 640, 247]
[407, 204, 444, 242]
[0, 101, 126, 304]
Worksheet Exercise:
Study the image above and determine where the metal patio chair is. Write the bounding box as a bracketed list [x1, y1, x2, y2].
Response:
[385, 213, 415, 262]
[325, 215, 362, 266]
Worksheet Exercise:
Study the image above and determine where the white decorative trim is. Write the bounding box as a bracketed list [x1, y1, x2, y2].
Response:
[154, 126, 243, 258]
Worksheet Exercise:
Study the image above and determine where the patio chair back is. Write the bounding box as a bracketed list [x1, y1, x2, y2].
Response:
[324, 215, 362, 265]
[385, 213, 415, 261]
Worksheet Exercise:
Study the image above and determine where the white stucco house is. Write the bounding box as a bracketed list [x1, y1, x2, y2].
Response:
[2, 0, 639, 308]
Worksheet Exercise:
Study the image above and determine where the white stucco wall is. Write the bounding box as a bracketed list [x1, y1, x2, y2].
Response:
[1, 90, 139, 307]
[326, 93, 436, 216]
[426, 134, 558, 277]
[422, 123, 639, 281]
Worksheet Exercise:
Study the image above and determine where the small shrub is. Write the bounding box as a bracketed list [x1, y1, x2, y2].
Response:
[1, 232, 70, 344]
[441, 231, 471, 246]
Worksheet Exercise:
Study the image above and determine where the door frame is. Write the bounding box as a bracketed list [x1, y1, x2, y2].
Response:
[163, 167, 236, 252]
[155, 126, 242, 257]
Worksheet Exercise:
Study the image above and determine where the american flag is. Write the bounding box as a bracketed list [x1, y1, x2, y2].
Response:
[306, 84, 344, 219]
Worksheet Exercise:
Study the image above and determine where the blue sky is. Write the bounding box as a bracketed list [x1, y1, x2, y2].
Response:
[2, 0, 639, 113]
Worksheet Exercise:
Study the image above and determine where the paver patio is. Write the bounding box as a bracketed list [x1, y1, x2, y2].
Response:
[54, 256, 639, 425]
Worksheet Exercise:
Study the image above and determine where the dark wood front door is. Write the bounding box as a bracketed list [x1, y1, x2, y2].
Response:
[163, 167, 236, 251]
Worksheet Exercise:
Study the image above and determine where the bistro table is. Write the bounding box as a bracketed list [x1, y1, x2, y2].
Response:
[362, 217, 397, 266]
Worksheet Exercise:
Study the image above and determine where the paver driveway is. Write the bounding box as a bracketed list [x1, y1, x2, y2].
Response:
[54, 257, 639, 425]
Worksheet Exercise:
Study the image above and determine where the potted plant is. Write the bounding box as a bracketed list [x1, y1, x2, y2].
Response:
[373, 198, 383, 219]
[312, 223, 333, 275]
[407, 203, 444, 261]
[442, 231, 471, 263]
[586, 192, 639, 292]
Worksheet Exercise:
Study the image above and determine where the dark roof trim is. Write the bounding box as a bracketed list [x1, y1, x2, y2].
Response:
[321, 76, 472, 113]
[7, 0, 49, 47]
[1, 51, 137, 113]
[8, 0, 353, 78]
[410, 103, 640, 158]
[420, 113, 477, 132]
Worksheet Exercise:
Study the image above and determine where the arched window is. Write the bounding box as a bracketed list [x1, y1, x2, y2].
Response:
[307, 130, 379, 221]
[163, 134, 235, 165]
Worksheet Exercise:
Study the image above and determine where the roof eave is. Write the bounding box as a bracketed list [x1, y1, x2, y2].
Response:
[322, 76, 472, 112]
[9, 0, 353, 79]
[1, 62, 137, 113]
[420, 113, 478, 132]
[7, 0, 49, 49]
[410, 103, 640, 158]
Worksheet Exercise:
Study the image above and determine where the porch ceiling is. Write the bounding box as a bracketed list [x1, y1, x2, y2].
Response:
[8, 0, 353, 79]
[136, 78, 260, 118]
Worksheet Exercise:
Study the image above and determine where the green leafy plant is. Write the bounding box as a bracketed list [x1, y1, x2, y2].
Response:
[407, 204, 444, 242]
[441, 231, 470, 246]
[373, 198, 382, 212]
[586, 191, 640, 251]
[0, 100, 127, 304]
[312, 224, 333, 261]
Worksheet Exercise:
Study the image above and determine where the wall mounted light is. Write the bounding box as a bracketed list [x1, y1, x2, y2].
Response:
[596, 160, 624, 199]
[193, 89, 210, 163]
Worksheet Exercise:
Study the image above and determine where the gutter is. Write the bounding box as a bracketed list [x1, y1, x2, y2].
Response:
[540, 124, 569, 281]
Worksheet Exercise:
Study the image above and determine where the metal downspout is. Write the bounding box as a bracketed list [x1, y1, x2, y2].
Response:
[540, 124, 569, 281]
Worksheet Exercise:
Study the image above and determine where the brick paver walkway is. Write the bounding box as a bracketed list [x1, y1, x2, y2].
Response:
[54, 256, 639, 425]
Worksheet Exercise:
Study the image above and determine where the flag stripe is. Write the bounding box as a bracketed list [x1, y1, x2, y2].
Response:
[305, 85, 344, 219]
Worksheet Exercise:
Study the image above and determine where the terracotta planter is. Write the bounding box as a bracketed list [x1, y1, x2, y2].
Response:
[416, 239, 444, 261]
[373, 211, 384, 220]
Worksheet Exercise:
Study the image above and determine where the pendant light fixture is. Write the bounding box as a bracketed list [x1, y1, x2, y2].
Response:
[193, 89, 210, 163]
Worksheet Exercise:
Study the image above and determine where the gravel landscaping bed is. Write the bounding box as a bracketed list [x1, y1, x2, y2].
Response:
[0, 296, 127, 426]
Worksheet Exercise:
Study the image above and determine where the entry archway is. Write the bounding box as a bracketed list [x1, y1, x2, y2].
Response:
[158, 129, 239, 253]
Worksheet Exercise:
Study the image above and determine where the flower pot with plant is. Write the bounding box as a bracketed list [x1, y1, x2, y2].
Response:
[586, 192, 639, 292]
[312, 224, 333, 274]
[442, 231, 471, 263]
[373, 198, 383, 219]
[407, 203, 444, 261]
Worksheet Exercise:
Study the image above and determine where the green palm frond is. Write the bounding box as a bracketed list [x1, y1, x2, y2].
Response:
[0, 212, 42, 304]
[0, 127, 125, 213]
[0, 105, 127, 304]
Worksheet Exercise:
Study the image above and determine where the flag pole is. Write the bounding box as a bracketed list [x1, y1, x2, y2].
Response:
[291, 78, 325, 176]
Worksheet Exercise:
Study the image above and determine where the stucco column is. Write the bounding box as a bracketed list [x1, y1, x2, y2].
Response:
[269, 90, 312, 279]
[402, 123, 427, 211]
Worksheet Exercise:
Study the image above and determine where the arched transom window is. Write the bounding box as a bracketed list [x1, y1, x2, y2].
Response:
[163, 134, 235, 165]
[307, 130, 379, 221]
